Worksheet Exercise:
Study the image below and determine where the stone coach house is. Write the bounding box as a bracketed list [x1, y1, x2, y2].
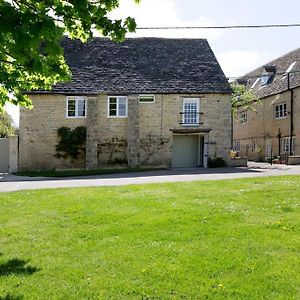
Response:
[19, 38, 232, 171]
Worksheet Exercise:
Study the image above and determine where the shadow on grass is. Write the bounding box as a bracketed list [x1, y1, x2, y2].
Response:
[0, 294, 24, 300]
[0, 258, 39, 276]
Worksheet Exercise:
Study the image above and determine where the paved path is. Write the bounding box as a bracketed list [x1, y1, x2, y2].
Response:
[1, 163, 300, 192]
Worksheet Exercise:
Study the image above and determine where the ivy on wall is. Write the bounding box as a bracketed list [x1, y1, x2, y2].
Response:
[55, 126, 86, 160]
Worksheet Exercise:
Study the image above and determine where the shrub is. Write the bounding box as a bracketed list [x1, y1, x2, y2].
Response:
[208, 154, 227, 168]
[55, 126, 86, 159]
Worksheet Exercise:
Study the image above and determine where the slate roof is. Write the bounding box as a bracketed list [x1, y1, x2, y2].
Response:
[30, 37, 231, 95]
[239, 48, 300, 99]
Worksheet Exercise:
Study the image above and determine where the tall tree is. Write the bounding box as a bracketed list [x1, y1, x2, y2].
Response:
[0, 111, 16, 137]
[0, 0, 139, 109]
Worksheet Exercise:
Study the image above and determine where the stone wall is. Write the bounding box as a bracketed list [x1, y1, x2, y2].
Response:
[19, 93, 232, 170]
[19, 94, 87, 170]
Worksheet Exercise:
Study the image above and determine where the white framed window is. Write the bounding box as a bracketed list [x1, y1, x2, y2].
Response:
[108, 96, 128, 117]
[282, 137, 295, 154]
[182, 98, 200, 126]
[66, 96, 87, 118]
[240, 112, 248, 124]
[274, 103, 287, 119]
[139, 95, 155, 103]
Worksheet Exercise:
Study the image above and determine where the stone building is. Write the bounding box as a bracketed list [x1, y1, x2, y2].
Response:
[233, 48, 300, 162]
[19, 38, 232, 171]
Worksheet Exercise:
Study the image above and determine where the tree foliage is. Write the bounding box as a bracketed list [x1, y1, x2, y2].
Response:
[231, 83, 259, 117]
[0, 111, 16, 137]
[0, 0, 139, 109]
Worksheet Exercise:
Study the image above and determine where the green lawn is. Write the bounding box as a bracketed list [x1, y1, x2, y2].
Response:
[0, 177, 299, 299]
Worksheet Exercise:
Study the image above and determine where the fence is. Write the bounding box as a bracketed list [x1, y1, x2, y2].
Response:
[0, 136, 18, 173]
[232, 143, 300, 164]
[0, 138, 9, 172]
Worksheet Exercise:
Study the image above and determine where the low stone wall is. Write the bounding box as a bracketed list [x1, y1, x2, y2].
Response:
[228, 158, 248, 167]
[288, 156, 300, 165]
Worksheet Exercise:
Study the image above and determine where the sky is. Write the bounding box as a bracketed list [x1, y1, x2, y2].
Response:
[5, 0, 300, 126]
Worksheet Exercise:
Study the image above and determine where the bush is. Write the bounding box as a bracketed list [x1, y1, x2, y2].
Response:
[208, 155, 227, 168]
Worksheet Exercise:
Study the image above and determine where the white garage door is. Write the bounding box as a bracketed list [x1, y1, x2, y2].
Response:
[172, 135, 199, 168]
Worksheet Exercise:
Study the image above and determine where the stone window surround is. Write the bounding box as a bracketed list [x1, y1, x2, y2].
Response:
[107, 96, 128, 118]
[66, 96, 87, 118]
[274, 102, 287, 119]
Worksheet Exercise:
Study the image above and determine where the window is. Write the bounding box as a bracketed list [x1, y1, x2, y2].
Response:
[282, 137, 295, 154]
[66, 96, 86, 118]
[274, 103, 287, 119]
[233, 141, 240, 152]
[240, 112, 248, 124]
[266, 139, 272, 157]
[261, 74, 271, 86]
[139, 95, 155, 103]
[252, 139, 257, 152]
[108, 96, 127, 117]
[261, 65, 276, 86]
[182, 98, 200, 126]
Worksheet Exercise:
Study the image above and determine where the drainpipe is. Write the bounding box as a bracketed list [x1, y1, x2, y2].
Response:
[231, 111, 233, 149]
[288, 72, 294, 156]
[277, 128, 281, 157]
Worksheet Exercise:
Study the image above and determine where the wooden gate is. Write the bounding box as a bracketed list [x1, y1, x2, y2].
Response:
[0, 138, 9, 172]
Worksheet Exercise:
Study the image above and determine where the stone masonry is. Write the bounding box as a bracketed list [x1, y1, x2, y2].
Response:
[127, 95, 140, 168]
[19, 93, 232, 171]
[86, 97, 98, 169]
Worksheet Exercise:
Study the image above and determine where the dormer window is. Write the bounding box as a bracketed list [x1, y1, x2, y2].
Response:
[261, 65, 276, 86]
[261, 75, 270, 86]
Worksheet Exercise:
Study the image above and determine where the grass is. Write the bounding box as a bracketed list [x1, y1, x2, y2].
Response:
[0, 176, 300, 299]
[15, 167, 164, 177]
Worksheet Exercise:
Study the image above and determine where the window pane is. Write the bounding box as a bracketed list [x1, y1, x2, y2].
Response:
[110, 98, 117, 104]
[109, 109, 117, 116]
[118, 97, 127, 116]
[184, 101, 198, 124]
[77, 100, 86, 117]
[68, 110, 75, 117]
[118, 97, 127, 104]
[119, 107, 126, 117]
[68, 100, 76, 111]
[109, 98, 117, 116]
[139, 96, 154, 102]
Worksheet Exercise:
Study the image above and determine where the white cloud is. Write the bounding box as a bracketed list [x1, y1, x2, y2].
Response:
[108, 0, 223, 40]
[216, 50, 270, 78]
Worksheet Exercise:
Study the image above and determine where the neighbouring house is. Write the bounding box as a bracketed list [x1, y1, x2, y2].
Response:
[19, 37, 232, 171]
[233, 48, 300, 163]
